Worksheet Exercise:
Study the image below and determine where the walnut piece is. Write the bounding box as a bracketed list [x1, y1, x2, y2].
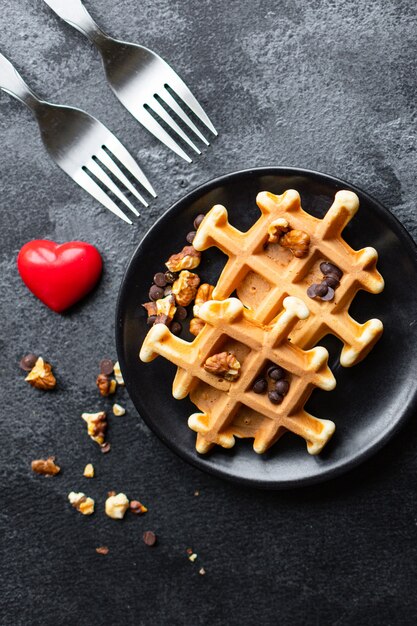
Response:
[113, 361, 124, 386]
[82, 411, 107, 446]
[280, 229, 310, 258]
[129, 500, 148, 514]
[25, 357, 56, 390]
[172, 271, 200, 307]
[154, 294, 176, 325]
[193, 283, 215, 316]
[189, 317, 205, 337]
[105, 492, 130, 519]
[68, 492, 95, 515]
[112, 403, 126, 416]
[96, 374, 117, 397]
[203, 351, 241, 381]
[83, 463, 94, 478]
[166, 246, 201, 272]
[267, 218, 290, 243]
[31, 457, 60, 476]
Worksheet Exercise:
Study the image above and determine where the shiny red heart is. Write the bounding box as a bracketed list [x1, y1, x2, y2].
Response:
[17, 240, 103, 313]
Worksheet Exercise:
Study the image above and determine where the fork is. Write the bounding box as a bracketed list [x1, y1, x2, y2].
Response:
[0, 53, 156, 224]
[43, 0, 218, 163]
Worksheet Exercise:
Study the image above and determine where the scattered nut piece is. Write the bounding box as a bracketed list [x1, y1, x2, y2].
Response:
[189, 317, 205, 336]
[172, 271, 200, 307]
[267, 217, 290, 243]
[199, 567, 206, 575]
[31, 457, 60, 476]
[113, 361, 124, 386]
[194, 490, 200, 497]
[25, 357, 56, 390]
[189, 553, 198, 562]
[83, 463, 94, 478]
[82, 411, 107, 446]
[68, 492, 95, 515]
[96, 546, 109, 555]
[96, 373, 117, 397]
[100, 442, 111, 454]
[154, 294, 177, 325]
[186, 547, 193, 555]
[143, 530, 157, 546]
[166, 246, 201, 272]
[19, 353, 38, 372]
[279, 229, 310, 258]
[112, 403, 126, 416]
[129, 500, 148, 515]
[142, 301, 157, 320]
[105, 492, 130, 519]
[204, 351, 241, 381]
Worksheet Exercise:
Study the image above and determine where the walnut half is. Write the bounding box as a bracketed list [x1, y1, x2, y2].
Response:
[190, 283, 215, 336]
[25, 357, 56, 390]
[172, 271, 200, 307]
[280, 229, 310, 258]
[166, 246, 201, 272]
[203, 351, 241, 381]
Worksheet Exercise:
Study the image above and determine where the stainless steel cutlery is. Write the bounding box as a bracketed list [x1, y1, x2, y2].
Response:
[0, 53, 155, 224]
[43, 0, 217, 162]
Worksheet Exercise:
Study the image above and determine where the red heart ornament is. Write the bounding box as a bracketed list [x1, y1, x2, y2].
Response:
[17, 240, 103, 313]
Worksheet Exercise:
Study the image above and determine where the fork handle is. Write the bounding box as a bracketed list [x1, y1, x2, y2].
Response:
[43, 0, 108, 46]
[0, 54, 44, 113]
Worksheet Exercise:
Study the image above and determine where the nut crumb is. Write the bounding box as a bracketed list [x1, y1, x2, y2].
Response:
[186, 547, 193, 555]
[25, 357, 56, 390]
[189, 553, 198, 562]
[68, 492, 95, 515]
[100, 442, 111, 454]
[199, 567, 206, 575]
[96, 546, 109, 555]
[113, 361, 124, 386]
[83, 463, 94, 478]
[194, 490, 200, 497]
[112, 403, 126, 416]
[96, 374, 116, 397]
[82, 411, 107, 446]
[31, 457, 60, 476]
[105, 493, 129, 519]
[129, 500, 148, 515]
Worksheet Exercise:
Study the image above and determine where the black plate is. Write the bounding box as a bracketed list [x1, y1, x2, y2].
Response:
[116, 167, 417, 489]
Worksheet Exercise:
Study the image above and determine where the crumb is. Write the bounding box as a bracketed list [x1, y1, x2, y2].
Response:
[96, 546, 109, 555]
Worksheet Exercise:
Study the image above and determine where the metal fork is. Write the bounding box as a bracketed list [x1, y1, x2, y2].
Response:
[43, 0, 218, 163]
[0, 53, 156, 224]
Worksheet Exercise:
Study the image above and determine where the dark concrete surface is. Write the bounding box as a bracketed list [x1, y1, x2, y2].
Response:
[1, 1, 417, 624]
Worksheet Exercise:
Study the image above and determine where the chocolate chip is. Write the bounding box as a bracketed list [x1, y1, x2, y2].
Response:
[100, 358, 114, 376]
[323, 274, 339, 289]
[193, 214, 205, 229]
[252, 378, 268, 393]
[171, 322, 182, 335]
[275, 379, 290, 395]
[307, 284, 319, 299]
[320, 262, 343, 279]
[174, 306, 188, 321]
[147, 315, 157, 326]
[268, 391, 284, 404]
[143, 530, 157, 546]
[314, 282, 328, 297]
[153, 272, 167, 287]
[19, 353, 38, 372]
[320, 286, 335, 301]
[164, 271, 178, 284]
[186, 231, 197, 244]
[149, 285, 165, 301]
[267, 366, 285, 381]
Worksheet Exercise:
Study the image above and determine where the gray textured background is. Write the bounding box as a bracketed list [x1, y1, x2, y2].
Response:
[1, 1, 417, 625]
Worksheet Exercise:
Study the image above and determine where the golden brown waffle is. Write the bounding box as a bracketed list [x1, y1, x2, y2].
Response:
[193, 189, 384, 367]
[140, 297, 336, 455]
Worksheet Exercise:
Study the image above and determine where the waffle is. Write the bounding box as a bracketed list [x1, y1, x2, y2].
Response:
[140, 296, 336, 455]
[193, 189, 384, 367]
